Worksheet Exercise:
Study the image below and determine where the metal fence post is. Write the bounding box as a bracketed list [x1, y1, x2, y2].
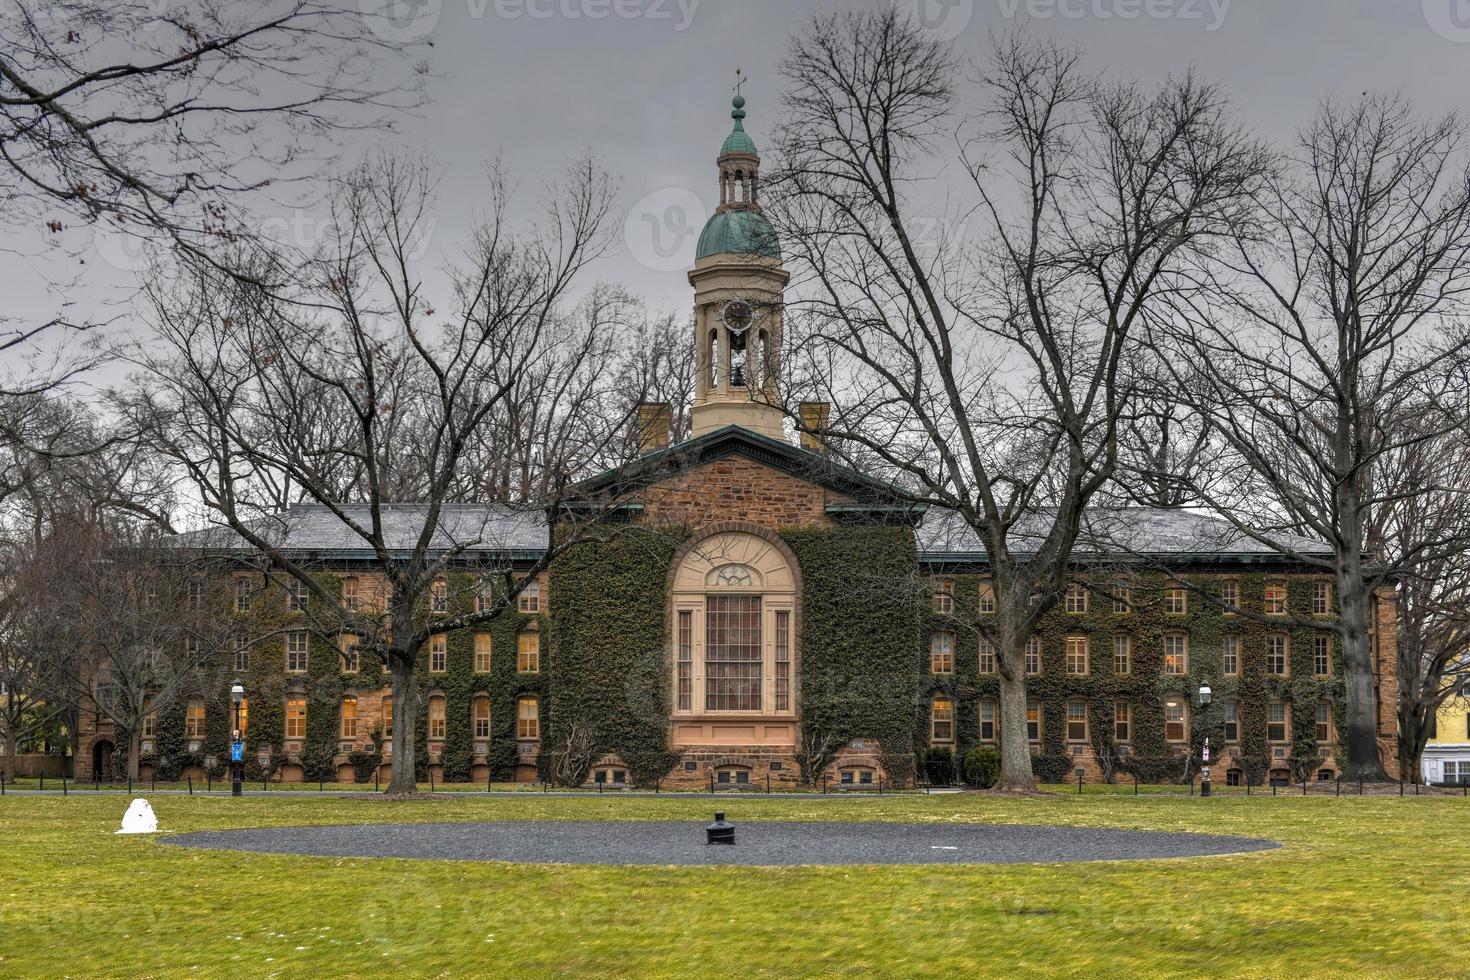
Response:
[1400, 776, 1405, 796]
[1134, 774, 1139, 796]
[39, 774, 43, 792]
[188, 775, 193, 796]
[1336, 776, 1341, 797]
[1302, 778, 1307, 796]
[823, 774, 828, 795]
[1272, 780, 1277, 796]
[766, 774, 770, 794]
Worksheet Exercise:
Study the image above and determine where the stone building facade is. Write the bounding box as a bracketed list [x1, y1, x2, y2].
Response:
[72, 95, 1401, 789]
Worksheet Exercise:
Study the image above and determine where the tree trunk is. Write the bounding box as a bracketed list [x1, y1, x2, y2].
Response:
[996, 667, 1036, 791]
[3, 728, 17, 775]
[1338, 563, 1390, 782]
[387, 648, 420, 795]
[128, 726, 142, 782]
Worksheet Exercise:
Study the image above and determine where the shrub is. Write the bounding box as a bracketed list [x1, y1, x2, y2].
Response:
[963, 745, 1001, 788]
[923, 746, 955, 785]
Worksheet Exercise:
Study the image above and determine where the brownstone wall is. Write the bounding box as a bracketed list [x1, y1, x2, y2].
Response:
[641, 457, 849, 529]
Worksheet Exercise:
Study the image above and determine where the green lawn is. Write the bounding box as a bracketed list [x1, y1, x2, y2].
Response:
[0, 792, 1457, 977]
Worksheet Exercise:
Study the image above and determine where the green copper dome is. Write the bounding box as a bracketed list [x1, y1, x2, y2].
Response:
[721, 95, 758, 155]
[696, 208, 781, 259]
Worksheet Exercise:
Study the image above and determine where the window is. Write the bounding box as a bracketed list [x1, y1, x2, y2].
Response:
[1268, 701, 1288, 742]
[775, 610, 792, 712]
[474, 633, 492, 673]
[1444, 760, 1470, 785]
[473, 698, 491, 739]
[1163, 633, 1189, 674]
[978, 638, 997, 674]
[429, 635, 447, 674]
[677, 610, 693, 712]
[287, 579, 308, 611]
[285, 631, 309, 673]
[234, 575, 252, 613]
[1066, 699, 1087, 741]
[1266, 634, 1288, 675]
[142, 711, 158, 738]
[339, 634, 359, 673]
[185, 700, 206, 738]
[1315, 702, 1331, 743]
[428, 697, 446, 740]
[1312, 580, 1332, 615]
[1064, 636, 1089, 675]
[1220, 579, 1239, 612]
[933, 577, 954, 614]
[930, 697, 954, 743]
[236, 698, 249, 740]
[518, 577, 541, 614]
[1112, 582, 1131, 614]
[1025, 636, 1042, 675]
[1064, 582, 1088, 614]
[232, 635, 250, 673]
[517, 696, 539, 740]
[1222, 634, 1240, 676]
[1026, 700, 1041, 742]
[1113, 635, 1131, 674]
[518, 631, 540, 674]
[716, 766, 750, 786]
[1313, 635, 1332, 676]
[342, 577, 359, 610]
[930, 632, 955, 674]
[431, 578, 448, 614]
[1164, 700, 1188, 742]
[1223, 701, 1239, 742]
[341, 696, 358, 739]
[979, 699, 996, 742]
[705, 595, 759, 711]
[474, 577, 491, 614]
[1264, 581, 1288, 615]
[1164, 587, 1188, 615]
[978, 580, 996, 614]
[1114, 700, 1131, 742]
[285, 698, 306, 739]
[188, 580, 204, 611]
[383, 696, 393, 737]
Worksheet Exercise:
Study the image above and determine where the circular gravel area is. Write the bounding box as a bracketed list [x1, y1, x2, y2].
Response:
[161, 820, 1277, 866]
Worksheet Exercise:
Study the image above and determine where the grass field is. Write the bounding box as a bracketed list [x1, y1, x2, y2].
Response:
[0, 791, 1458, 977]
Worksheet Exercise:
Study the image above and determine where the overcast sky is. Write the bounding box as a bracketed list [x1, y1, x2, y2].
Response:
[8, 0, 1470, 354]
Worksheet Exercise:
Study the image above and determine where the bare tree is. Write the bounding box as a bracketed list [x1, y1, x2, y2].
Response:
[125, 154, 639, 794]
[1369, 420, 1470, 776]
[769, 14, 1269, 789]
[28, 525, 235, 781]
[1157, 95, 1470, 781]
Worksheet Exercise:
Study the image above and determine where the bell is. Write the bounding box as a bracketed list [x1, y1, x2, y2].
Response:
[706, 811, 735, 845]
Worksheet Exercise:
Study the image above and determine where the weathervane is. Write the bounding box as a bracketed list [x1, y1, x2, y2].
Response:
[732, 66, 746, 99]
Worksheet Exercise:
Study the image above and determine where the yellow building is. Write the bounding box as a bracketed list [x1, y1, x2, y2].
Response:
[1422, 694, 1470, 784]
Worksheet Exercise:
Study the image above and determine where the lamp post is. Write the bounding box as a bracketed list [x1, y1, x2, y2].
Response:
[1198, 681, 1212, 798]
[230, 682, 245, 798]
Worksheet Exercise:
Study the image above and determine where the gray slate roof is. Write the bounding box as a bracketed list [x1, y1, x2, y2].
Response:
[917, 506, 1331, 562]
[168, 503, 548, 557]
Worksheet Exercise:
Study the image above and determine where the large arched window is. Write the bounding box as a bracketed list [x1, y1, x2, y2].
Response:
[669, 531, 798, 747]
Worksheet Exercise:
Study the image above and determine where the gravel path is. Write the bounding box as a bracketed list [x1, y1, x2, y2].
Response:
[160, 820, 1278, 866]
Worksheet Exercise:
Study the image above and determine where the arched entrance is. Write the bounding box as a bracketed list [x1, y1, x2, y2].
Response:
[668, 527, 799, 747]
[92, 739, 114, 780]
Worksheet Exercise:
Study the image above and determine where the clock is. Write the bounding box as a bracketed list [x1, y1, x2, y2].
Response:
[719, 298, 759, 336]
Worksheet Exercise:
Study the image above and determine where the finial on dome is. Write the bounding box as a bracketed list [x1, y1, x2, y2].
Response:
[731, 94, 746, 120]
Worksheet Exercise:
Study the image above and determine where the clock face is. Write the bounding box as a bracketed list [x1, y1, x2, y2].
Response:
[720, 298, 757, 335]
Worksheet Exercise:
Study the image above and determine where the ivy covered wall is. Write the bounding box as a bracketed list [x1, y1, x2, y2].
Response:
[782, 525, 926, 785]
[545, 527, 685, 786]
[923, 570, 1343, 785]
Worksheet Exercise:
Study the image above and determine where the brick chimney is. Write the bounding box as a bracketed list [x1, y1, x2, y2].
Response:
[799, 401, 830, 451]
[636, 402, 671, 454]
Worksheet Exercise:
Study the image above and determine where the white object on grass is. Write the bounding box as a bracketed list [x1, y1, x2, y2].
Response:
[116, 798, 159, 834]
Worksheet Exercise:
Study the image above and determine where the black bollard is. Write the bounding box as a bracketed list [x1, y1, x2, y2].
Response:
[706, 812, 735, 845]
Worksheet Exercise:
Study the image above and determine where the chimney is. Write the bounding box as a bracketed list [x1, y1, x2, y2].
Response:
[636, 402, 671, 454]
[799, 401, 830, 451]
